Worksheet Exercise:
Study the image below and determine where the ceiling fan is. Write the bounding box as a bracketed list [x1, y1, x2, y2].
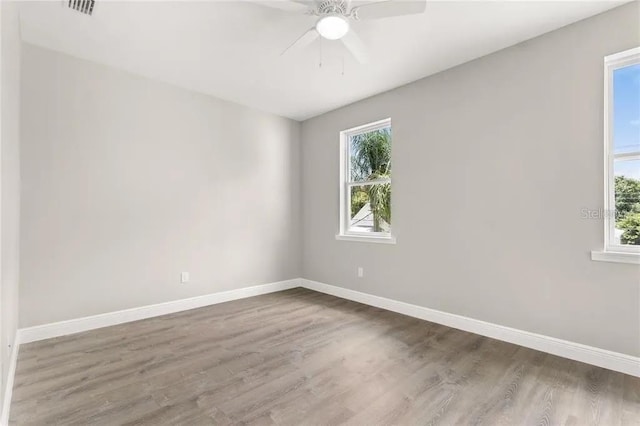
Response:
[250, 0, 427, 64]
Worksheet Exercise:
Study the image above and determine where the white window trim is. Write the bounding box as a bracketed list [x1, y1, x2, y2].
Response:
[337, 118, 396, 244]
[592, 47, 640, 265]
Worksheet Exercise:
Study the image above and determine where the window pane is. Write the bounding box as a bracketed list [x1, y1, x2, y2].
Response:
[348, 184, 391, 233]
[349, 126, 392, 182]
[614, 159, 640, 246]
[613, 64, 640, 155]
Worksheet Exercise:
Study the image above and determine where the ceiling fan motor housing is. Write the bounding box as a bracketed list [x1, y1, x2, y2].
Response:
[317, 0, 349, 16]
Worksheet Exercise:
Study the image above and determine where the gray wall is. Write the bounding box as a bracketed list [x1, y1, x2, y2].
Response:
[20, 44, 301, 327]
[301, 2, 640, 357]
[1, 0, 22, 402]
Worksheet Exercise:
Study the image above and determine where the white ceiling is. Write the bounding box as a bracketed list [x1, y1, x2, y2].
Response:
[18, 0, 626, 121]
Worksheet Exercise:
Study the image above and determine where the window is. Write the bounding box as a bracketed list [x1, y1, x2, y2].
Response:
[593, 47, 640, 264]
[337, 118, 395, 244]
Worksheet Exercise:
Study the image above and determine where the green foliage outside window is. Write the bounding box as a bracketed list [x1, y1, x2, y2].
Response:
[615, 175, 640, 245]
[619, 213, 640, 245]
[350, 128, 391, 232]
[351, 189, 369, 217]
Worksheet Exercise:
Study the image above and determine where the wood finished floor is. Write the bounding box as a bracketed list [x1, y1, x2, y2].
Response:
[10, 288, 640, 425]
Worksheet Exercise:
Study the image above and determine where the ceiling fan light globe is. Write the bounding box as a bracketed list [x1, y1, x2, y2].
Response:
[316, 15, 350, 40]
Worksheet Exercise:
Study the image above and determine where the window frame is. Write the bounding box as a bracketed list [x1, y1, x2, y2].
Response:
[337, 118, 396, 244]
[594, 47, 640, 263]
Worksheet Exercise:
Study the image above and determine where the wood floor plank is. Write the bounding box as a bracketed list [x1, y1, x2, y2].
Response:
[9, 288, 640, 425]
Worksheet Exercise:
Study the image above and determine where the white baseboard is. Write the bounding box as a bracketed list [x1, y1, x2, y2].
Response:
[1, 336, 20, 426]
[300, 279, 640, 378]
[19, 279, 301, 344]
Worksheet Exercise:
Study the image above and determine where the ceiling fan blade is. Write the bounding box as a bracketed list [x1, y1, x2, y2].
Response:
[353, 0, 426, 20]
[291, 0, 318, 5]
[245, 0, 310, 12]
[281, 28, 319, 56]
[341, 30, 368, 64]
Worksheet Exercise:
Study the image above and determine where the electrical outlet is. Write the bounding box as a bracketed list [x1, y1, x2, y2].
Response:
[357, 267, 364, 278]
[181, 272, 189, 283]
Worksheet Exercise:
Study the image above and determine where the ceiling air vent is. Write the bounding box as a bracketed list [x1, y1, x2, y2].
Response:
[68, 0, 95, 15]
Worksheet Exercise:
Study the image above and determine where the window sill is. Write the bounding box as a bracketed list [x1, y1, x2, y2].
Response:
[335, 234, 396, 245]
[591, 251, 640, 265]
